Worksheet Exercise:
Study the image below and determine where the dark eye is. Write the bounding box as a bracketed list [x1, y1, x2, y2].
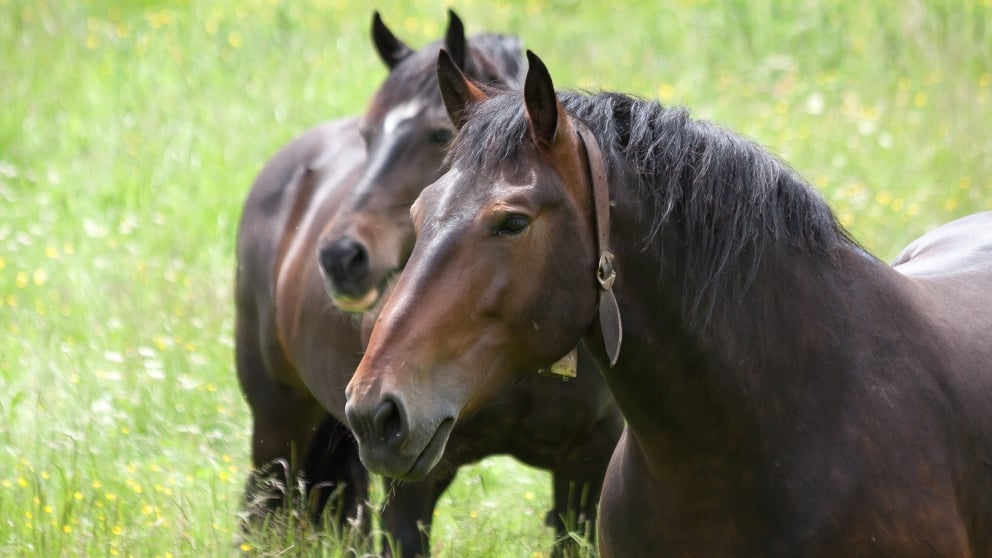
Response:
[428, 128, 453, 145]
[493, 214, 530, 237]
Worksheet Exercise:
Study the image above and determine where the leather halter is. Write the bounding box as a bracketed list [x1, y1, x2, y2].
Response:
[574, 119, 623, 367]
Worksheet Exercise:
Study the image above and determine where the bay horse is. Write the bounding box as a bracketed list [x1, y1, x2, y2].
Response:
[345, 49, 992, 557]
[236, 13, 620, 556]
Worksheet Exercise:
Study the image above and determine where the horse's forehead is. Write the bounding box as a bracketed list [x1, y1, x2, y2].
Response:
[430, 164, 536, 213]
[381, 98, 427, 134]
[365, 49, 445, 123]
[368, 89, 445, 127]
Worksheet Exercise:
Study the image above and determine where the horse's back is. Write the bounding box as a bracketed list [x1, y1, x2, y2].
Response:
[236, 117, 364, 389]
[238, 117, 364, 279]
[892, 211, 992, 281]
[892, 211, 992, 342]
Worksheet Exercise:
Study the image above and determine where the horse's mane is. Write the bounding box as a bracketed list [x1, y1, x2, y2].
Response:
[449, 90, 854, 326]
[375, 34, 526, 107]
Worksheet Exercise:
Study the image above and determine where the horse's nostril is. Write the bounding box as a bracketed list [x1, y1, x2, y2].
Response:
[372, 397, 404, 442]
[319, 237, 370, 288]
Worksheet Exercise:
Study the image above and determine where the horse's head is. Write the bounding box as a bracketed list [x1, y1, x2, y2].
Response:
[318, 10, 525, 313]
[345, 51, 604, 480]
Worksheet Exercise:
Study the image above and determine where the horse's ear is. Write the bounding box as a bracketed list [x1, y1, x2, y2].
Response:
[371, 11, 412, 70]
[437, 49, 489, 129]
[444, 9, 467, 70]
[524, 50, 559, 148]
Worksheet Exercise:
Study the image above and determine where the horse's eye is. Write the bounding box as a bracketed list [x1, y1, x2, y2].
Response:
[494, 214, 530, 237]
[428, 128, 453, 145]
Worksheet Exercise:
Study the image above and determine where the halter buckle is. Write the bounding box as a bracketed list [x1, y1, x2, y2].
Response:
[597, 251, 616, 291]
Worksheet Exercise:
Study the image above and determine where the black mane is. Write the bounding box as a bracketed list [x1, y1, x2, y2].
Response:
[449, 90, 854, 325]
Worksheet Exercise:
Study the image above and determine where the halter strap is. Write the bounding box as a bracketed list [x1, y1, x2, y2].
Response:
[574, 120, 623, 367]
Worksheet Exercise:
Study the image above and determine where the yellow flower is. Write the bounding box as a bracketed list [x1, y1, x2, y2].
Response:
[33, 268, 48, 286]
[145, 10, 172, 29]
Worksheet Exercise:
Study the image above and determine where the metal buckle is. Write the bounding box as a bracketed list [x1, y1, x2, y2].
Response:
[597, 251, 616, 290]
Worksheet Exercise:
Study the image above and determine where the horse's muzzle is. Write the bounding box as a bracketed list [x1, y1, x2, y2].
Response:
[344, 389, 456, 481]
[318, 236, 371, 297]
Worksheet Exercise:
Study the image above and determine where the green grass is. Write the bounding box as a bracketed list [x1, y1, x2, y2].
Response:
[1, 0, 990, 556]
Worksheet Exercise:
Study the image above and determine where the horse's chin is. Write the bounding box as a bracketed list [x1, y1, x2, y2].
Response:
[323, 272, 398, 315]
[329, 287, 381, 314]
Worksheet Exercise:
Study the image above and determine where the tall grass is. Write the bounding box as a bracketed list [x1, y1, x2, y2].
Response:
[1, 0, 990, 556]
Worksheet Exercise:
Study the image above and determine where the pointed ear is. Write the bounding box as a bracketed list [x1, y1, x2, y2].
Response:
[524, 50, 559, 148]
[437, 49, 489, 129]
[371, 11, 412, 70]
[444, 9, 467, 70]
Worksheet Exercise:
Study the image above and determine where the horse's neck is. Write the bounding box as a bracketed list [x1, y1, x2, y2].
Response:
[602, 218, 910, 467]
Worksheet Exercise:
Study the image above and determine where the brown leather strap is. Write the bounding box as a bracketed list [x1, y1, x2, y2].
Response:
[574, 120, 623, 367]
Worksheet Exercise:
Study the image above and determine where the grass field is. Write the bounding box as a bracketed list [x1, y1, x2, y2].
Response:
[1, 0, 990, 556]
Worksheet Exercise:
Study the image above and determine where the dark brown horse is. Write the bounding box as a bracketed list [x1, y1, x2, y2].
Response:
[236, 14, 620, 556]
[345, 49, 992, 557]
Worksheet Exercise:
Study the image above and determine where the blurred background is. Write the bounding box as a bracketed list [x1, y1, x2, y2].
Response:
[1, 1, 990, 556]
